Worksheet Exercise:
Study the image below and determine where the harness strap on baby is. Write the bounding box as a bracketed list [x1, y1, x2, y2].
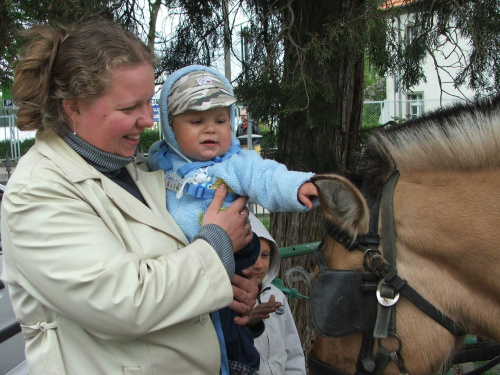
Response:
[177, 143, 242, 177]
[154, 141, 242, 177]
[155, 141, 242, 201]
[155, 140, 175, 173]
[184, 182, 239, 202]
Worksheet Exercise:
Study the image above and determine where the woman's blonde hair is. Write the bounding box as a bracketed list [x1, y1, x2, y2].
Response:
[12, 21, 157, 134]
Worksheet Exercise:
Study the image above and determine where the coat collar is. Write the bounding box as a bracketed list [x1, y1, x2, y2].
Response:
[34, 131, 189, 245]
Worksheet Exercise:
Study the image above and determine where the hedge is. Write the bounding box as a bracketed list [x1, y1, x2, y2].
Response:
[2, 129, 162, 161]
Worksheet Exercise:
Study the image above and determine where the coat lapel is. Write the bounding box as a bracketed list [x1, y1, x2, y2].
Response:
[35, 131, 189, 246]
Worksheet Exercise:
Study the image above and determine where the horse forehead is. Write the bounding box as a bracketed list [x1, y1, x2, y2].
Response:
[393, 169, 500, 231]
[387, 169, 499, 259]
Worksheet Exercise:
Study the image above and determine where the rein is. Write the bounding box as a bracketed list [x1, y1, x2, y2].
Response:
[308, 172, 467, 375]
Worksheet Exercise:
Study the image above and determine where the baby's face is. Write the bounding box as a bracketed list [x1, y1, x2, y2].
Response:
[172, 107, 232, 161]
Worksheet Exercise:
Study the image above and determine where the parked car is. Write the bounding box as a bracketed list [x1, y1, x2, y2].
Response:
[0, 183, 29, 374]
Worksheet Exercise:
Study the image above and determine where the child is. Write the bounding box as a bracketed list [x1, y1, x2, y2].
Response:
[248, 214, 307, 375]
[148, 65, 317, 375]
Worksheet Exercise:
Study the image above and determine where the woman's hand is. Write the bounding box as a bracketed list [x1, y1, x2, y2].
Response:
[203, 184, 253, 253]
[247, 294, 281, 327]
[229, 267, 258, 326]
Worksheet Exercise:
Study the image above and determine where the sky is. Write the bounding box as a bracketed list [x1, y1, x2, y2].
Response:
[153, 1, 249, 82]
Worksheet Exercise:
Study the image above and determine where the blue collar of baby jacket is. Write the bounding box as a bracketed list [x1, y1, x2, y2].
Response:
[154, 140, 242, 177]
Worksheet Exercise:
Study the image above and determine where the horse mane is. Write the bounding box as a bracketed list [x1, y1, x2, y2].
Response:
[355, 94, 500, 195]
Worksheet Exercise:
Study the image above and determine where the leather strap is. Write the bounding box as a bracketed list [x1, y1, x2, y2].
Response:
[464, 354, 500, 375]
[453, 341, 500, 363]
[373, 172, 399, 339]
[366, 253, 467, 337]
[308, 351, 352, 375]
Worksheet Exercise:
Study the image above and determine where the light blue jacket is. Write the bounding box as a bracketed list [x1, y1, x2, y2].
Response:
[148, 65, 315, 241]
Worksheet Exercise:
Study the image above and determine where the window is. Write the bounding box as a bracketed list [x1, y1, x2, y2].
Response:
[407, 93, 423, 118]
[406, 24, 421, 44]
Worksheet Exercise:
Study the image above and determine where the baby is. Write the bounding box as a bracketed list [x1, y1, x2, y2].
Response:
[148, 65, 317, 375]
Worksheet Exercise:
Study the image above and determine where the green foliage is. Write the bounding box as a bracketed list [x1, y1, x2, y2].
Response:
[4, 0, 500, 168]
[235, 0, 388, 137]
[234, 66, 283, 132]
[364, 58, 380, 90]
[260, 129, 277, 150]
[138, 128, 161, 155]
[362, 102, 382, 128]
[4, 1, 500, 100]
[259, 128, 278, 160]
[365, 6, 392, 79]
[19, 137, 35, 155]
[154, 1, 223, 76]
[375, 0, 500, 93]
[0, 137, 35, 159]
[0, 0, 126, 88]
[364, 77, 386, 101]
[390, 115, 414, 125]
[0, 129, 159, 160]
[260, 217, 270, 232]
[0, 140, 10, 159]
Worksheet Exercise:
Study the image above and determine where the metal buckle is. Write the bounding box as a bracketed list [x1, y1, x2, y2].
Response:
[376, 279, 400, 307]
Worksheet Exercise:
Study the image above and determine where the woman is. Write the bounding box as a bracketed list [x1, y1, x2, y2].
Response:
[1, 21, 256, 374]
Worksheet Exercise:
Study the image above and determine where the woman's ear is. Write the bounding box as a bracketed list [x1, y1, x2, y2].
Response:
[62, 99, 80, 122]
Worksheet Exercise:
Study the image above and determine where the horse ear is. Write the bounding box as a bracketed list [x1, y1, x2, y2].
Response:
[311, 174, 369, 234]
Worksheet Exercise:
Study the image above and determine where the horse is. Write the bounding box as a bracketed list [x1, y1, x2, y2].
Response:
[307, 95, 500, 375]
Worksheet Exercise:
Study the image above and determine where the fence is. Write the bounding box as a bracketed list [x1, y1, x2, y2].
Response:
[247, 201, 270, 221]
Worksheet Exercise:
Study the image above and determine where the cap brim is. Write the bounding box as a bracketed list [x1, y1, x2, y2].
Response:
[181, 91, 237, 113]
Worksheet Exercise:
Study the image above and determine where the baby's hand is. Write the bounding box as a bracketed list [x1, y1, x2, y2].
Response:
[298, 181, 318, 209]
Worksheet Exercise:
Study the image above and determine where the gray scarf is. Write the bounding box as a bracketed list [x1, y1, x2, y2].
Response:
[62, 129, 136, 174]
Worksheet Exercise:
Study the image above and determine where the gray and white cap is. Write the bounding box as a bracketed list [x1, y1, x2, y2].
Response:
[168, 70, 236, 115]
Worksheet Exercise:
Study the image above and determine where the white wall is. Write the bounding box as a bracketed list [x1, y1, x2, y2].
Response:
[383, 11, 478, 122]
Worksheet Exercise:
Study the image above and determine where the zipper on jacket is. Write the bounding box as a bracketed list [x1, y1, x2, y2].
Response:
[132, 156, 139, 181]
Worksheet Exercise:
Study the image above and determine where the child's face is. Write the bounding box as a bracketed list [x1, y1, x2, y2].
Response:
[254, 238, 271, 285]
[172, 107, 232, 161]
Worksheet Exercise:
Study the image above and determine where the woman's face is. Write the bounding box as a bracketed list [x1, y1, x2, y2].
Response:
[72, 63, 155, 157]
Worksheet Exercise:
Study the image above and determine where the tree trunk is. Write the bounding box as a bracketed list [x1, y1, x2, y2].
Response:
[147, 0, 162, 51]
[271, 0, 366, 357]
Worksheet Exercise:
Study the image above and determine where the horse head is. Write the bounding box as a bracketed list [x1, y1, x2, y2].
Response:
[308, 96, 500, 375]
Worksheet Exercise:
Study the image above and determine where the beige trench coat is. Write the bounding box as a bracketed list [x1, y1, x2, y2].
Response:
[1, 131, 233, 374]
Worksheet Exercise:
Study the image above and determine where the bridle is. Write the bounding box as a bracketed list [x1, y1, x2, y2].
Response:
[308, 172, 467, 375]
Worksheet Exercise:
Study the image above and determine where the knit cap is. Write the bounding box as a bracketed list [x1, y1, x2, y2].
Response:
[168, 70, 236, 115]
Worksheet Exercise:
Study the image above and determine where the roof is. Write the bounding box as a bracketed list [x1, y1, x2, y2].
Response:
[380, 0, 418, 10]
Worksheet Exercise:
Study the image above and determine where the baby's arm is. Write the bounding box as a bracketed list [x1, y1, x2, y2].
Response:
[298, 181, 318, 209]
